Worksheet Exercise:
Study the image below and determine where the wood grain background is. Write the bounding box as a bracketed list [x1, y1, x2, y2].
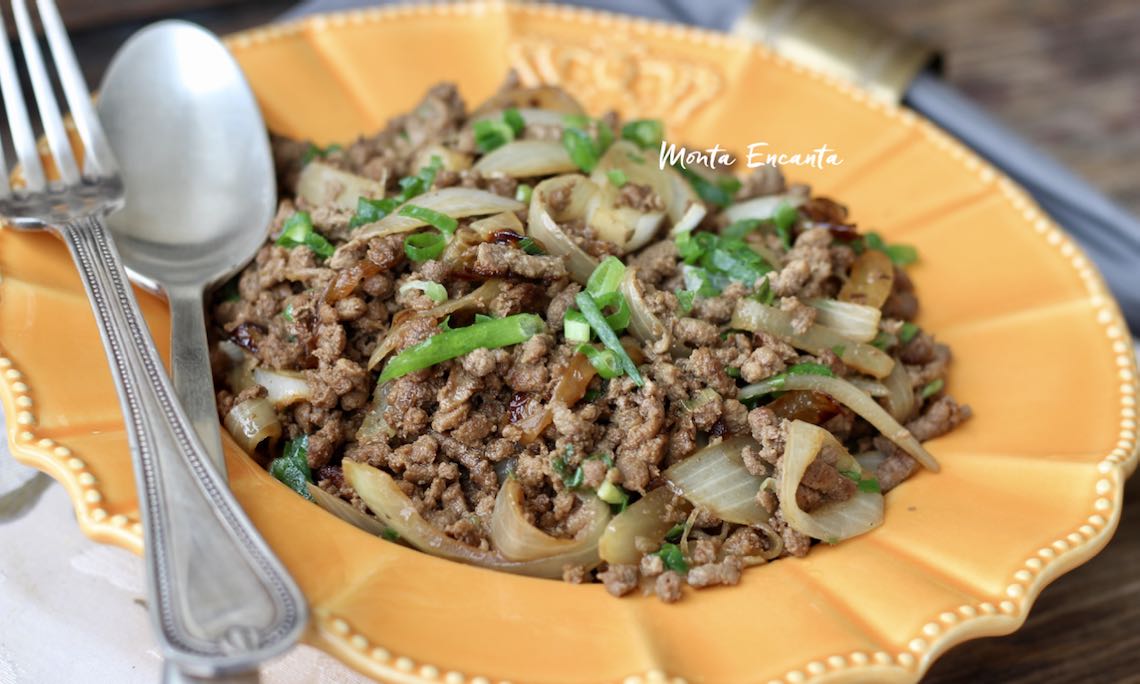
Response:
[41, 1, 1140, 682]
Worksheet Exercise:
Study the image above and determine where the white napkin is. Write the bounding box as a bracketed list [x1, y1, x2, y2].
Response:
[0, 410, 45, 520]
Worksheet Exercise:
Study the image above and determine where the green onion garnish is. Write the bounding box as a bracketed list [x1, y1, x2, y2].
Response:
[276, 211, 335, 259]
[839, 469, 881, 494]
[620, 119, 664, 150]
[281, 303, 295, 322]
[674, 164, 741, 208]
[586, 255, 626, 298]
[676, 289, 696, 314]
[563, 309, 591, 342]
[349, 155, 443, 229]
[562, 127, 600, 172]
[597, 480, 630, 511]
[899, 322, 920, 344]
[300, 142, 343, 166]
[726, 367, 741, 378]
[664, 522, 685, 543]
[399, 280, 447, 303]
[473, 118, 516, 153]
[575, 291, 643, 386]
[378, 313, 544, 383]
[862, 231, 919, 266]
[786, 362, 834, 377]
[606, 169, 628, 187]
[773, 202, 798, 249]
[722, 218, 762, 240]
[503, 108, 525, 135]
[515, 183, 533, 204]
[577, 344, 622, 379]
[398, 204, 458, 236]
[268, 435, 314, 500]
[518, 236, 544, 255]
[656, 542, 688, 573]
[404, 231, 446, 261]
[594, 290, 631, 331]
[921, 378, 944, 399]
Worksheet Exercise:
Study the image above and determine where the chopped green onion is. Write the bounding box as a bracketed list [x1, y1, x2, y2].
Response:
[886, 244, 919, 266]
[773, 202, 798, 249]
[348, 155, 442, 228]
[674, 165, 741, 208]
[620, 119, 664, 150]
[268, 435, 313, 500]
[300, 142, 342, 166]
[517, 236, 544, 255]
[562, 127, 600, 172]
[664, 522, 685, 543]
[831, 344, 846, 357]
[378, 313, 545, 383]
[399, 280, 447, 303]
[281, 303, 295, 322]
[577, 344, 622, 379]
[503, 108, 525, 135]
[681, 265, 719, 298]
[676, 289, 696, 314]
[474, 313, 494, 324]
[752, 277, 775, 305]
[597, 480, 630, 510]
[870, 330, 895, 350]
[594, 290, 631, 331]
[398, 204, 458, 236]
[404, 231, 446, 261]
[787, 362, 834, 377]
[575, 291, 643, 386]
[861, 231, 919, 266]
[381, 527, 400, 541]
[606, 169, 628, 187]
[726, 367, 741, 378]
[515, 183, 533, 204]
[586, 256, 626, 298]
[562, 113, 590, 129]
[722, 218, 762, 240]
[656, 542, 689, 573]
[899, 322, 920, 344]
[276, 212, 334, 259]
[839, 469, 881, 494]
[563, 309, 591, 342]
[473, 118, 516, 153]
[921, 378, 944, 399]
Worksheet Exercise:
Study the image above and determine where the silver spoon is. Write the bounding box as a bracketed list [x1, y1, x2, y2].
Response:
[97, 20, 276, 480]
[93, 20, 301, 682]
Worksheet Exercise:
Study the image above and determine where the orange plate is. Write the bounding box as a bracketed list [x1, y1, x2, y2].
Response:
[1, 4, 1137, 683]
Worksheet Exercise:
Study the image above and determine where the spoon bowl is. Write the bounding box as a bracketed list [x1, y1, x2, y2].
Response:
[96, 20, 277, 475]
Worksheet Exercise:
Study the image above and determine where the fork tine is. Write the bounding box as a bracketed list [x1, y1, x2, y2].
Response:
[11, 0, 80, 187]
[36, 0, 115, 178]
[0, 3, 45, 192]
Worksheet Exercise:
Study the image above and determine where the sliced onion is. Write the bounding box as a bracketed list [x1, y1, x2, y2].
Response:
[597, 486, 691, 565]
[352, 188, 524, 239]
[344, 460, 601, 579]
[251, 367, 311, 408]
[620, 267, 669, 354]
[779, 420, 884, 542]
[307, 483, 390, 537]
[471, 87, 586, 118]
[731, 299, 895, 378]
[664, 435, 769, 525]
[527, 174, 599, 283]
[516, 351, 596, 444]
[881, 361, 916, 422]
[839, 250, 895, 309]
[585, 181, 665, 254]
[809, 299, 882, 343]
[223, 397, 281, 454]
[296, 161, 386, 211]
[473, 140, 578, 177]
[848, 376, 889, 397]
[413, 144, 472, 174]
[356, 381, 395, 443]
[591, 141, 705, 235]
[367, 279, 503, 369]
[723, 193, 805, 224]
[490, 478, 611, 561]
[742, 373, 939, 471]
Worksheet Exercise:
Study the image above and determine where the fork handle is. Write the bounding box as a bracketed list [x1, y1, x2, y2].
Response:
[58, 215, 306, 677]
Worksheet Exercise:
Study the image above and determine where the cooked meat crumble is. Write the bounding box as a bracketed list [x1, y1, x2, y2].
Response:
[212, 76, 970, 602]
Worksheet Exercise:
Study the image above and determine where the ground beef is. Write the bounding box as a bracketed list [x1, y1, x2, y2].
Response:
[211, 77, 970, 602]
[599, 564, 640, 597]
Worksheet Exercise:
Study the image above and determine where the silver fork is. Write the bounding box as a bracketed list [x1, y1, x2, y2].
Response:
[0, 0, 306, 679]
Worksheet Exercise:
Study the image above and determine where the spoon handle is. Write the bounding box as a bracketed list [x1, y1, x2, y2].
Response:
[58, 215, 306, 676]
[168, 286, 227, 481]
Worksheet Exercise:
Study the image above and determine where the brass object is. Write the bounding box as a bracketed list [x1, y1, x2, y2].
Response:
[731, 0, 940, 103]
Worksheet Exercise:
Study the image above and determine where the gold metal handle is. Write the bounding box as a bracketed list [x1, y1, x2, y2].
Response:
[731, 0, 939, 103]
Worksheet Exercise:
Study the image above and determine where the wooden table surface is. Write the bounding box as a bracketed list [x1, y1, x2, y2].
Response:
[53, 1, 1140, 682]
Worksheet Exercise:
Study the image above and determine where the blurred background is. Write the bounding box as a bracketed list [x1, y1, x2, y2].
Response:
[5, 1, 1137, 682]
[35, 0, 1140, 217]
